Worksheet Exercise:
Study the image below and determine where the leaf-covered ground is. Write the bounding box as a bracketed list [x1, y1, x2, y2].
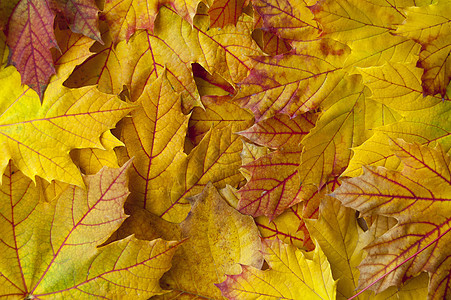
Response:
[0, 0, 450, 299]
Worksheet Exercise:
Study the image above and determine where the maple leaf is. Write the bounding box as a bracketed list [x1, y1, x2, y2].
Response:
[217, 238, 337, 299]
[116, 72, 191, 217]
[188, 94, 254, 145]
[103, 0, 204, 42]
[208, 0, 248, 28]
[235, 38, 350, 121]
[6, 0, 102, 99]
[63, 21, 123, 95]
[2, 0, 451, 297]
[109, 183, 263, 299]
[0, 31, 133, 186]
[396, 0, 451, 98]
[332, 139, 451, 298]
[252, 0, 319, 41]
[0, 161, 181, 299]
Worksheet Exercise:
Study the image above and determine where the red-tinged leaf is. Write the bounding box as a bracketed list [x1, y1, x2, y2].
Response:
[238, 112, 317, 150]
[103, 0, 159, 42]
[55, 0, 102, 43]
[252, 0, 319, 41]
[396, 0, 451, 98]
[310, 0, 426, 72]
[0, 0, 20, 29]
[115, 7, 260, 109]
[235, 39, 350, 121]
[255, 178, 331, 251]
[208, 0, 247, 28]
[0, 161, 182, 299]
[344, 101, 450, 178]
[238, 150, 302, 220]
[332, 139, 451, 298]
[7, 0, 57, 99]
[255, 203, 308, 250]
[64, 22, 123, 94]
[252, 29, 292, 55]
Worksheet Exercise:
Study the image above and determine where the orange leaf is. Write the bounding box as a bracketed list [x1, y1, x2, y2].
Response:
[332, 139, 451, 298]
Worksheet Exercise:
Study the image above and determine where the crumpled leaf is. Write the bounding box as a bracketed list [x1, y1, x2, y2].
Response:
[332, 139, 451, 298]
[396, 0, 451, 98]
[116, 72, 190, 214]
[208, 0, 247, 28]
[235, 39, 350, 121]
[0, 30, 133, 186]
[252, 0, 319, 41]
[157, 183, 263, 299]
[217, 238, 337, 299]
[0, 161, 181, 299]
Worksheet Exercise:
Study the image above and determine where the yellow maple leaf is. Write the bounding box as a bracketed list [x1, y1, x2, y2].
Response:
[332, 139, 451, 298]
[0, 161, 181, 299]
[217, 238, 337, 299]
[0, 30, 133, 186]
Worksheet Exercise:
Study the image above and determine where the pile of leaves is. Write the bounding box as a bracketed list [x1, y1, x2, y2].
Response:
[0, 0, 449, 299]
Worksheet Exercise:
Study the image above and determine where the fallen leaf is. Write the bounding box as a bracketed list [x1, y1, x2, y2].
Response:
[217, 238, 337, 299]
[332, 139, 451, 298]
[0, 161, 181, 299]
